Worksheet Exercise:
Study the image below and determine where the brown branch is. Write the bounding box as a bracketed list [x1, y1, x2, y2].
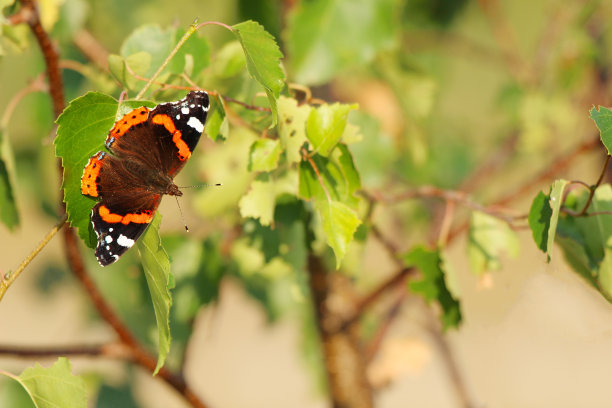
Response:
[307, 254, 374, 408]
[420, 302, 474, 408]
[72, 29, 110, 71]
[0, 343, 128, 359]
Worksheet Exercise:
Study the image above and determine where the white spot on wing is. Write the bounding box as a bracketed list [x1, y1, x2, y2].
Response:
[105, 235, 113, 243]
[117, 234, 135, 248]
[186, 116, 204, 133]
[176, 114, 180, 120]
[181, 107, 190, 115]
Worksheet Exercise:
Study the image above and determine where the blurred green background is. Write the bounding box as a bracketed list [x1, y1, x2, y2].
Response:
[2, 0, 612, 407]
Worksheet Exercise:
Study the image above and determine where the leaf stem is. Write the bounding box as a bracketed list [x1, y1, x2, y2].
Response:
[0, 213, 67, 302]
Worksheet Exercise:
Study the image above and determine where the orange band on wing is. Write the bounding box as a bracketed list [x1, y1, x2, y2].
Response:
[81, 153, 104, 197]
[152, 113, 177, 133]
[109, 107, 150, 139]
[99, 205, 154, 225]
[152, 114, 191, 161]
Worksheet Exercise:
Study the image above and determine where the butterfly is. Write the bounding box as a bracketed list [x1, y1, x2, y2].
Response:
[81, 91, 209, 266]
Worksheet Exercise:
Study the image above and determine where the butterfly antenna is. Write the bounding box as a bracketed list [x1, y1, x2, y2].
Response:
[174, 196, 189, 232]
[178, 183, 223, 189]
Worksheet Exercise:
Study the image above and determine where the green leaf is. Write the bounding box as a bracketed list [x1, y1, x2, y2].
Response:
[0, 376, 35, 408]
[239, 179, 276, 226]
[405, 246, 461, 330]
[556, 184, 612, 301]
[204, 94, 228, 142]
[0, 128, 18, 230]
[590, 106, 612, 155]
[528, 190, 552, 253]
[277, 96, 310, 164]
[316, 199, 361, 269]
[287, 0, 398, 85]
[3, 357, 87, 408]
[306, 103, 358, 157]
[298, 146, 361, 207]
[55, 92, 155, 248]
[232, 20, 285, 123]
[468, 211, 519, 275]
[136, 213, 173, 375]
[248, 139, 282, 172]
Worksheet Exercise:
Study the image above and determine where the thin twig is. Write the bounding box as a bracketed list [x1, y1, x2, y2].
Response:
[136, 24, 198, 99]
[364, 289, 406, 362]
[0, 214, 67, 302]
[0, 75, 47, 128]
[576, 154, 610, 216]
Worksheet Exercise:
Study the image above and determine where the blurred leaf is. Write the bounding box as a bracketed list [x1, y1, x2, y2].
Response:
[212, 41, 247, 79]
[316, 199, 361, 269]
[96, 383, 138, 408]
[170, 28, 210, 77]
[277, 96, 310, 164]
[109, 49, 161, 92]
[120, 25, 174, 79]
[232, 20, 285, 123]
[136, 213, 173, 375]
[54, 0, 88, 39]
[1, 358, 87, 408]
[239, 179, 276, 226]
[306, 103, 358, 157]
[405, 246, 461, 330]
[518, 93, 576, 153]
[205, 94, 228, 142]
[0, 129, 18, 230]
[468, 211, 519, 275]
[346, 111, 395, 187]
[248, 138, 282, 172]
[287, 0, 397, 85]
[0, 24, 29, 55]
[55, 92, 154, 248]
[244, 198, 308, 271]
[590, 106, 612, 155]
[556, 184, 612, 301]
[38, 0, 63, 31]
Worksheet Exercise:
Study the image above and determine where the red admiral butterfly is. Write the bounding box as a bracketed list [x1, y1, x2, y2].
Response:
[81, 91, 209, 266]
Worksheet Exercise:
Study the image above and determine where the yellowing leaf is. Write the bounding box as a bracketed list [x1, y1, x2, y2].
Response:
[239, 179, 276, 226]
[468, 211, 519, 275]
[3, 357, 87, 408]
[316, 199, 361, 269]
